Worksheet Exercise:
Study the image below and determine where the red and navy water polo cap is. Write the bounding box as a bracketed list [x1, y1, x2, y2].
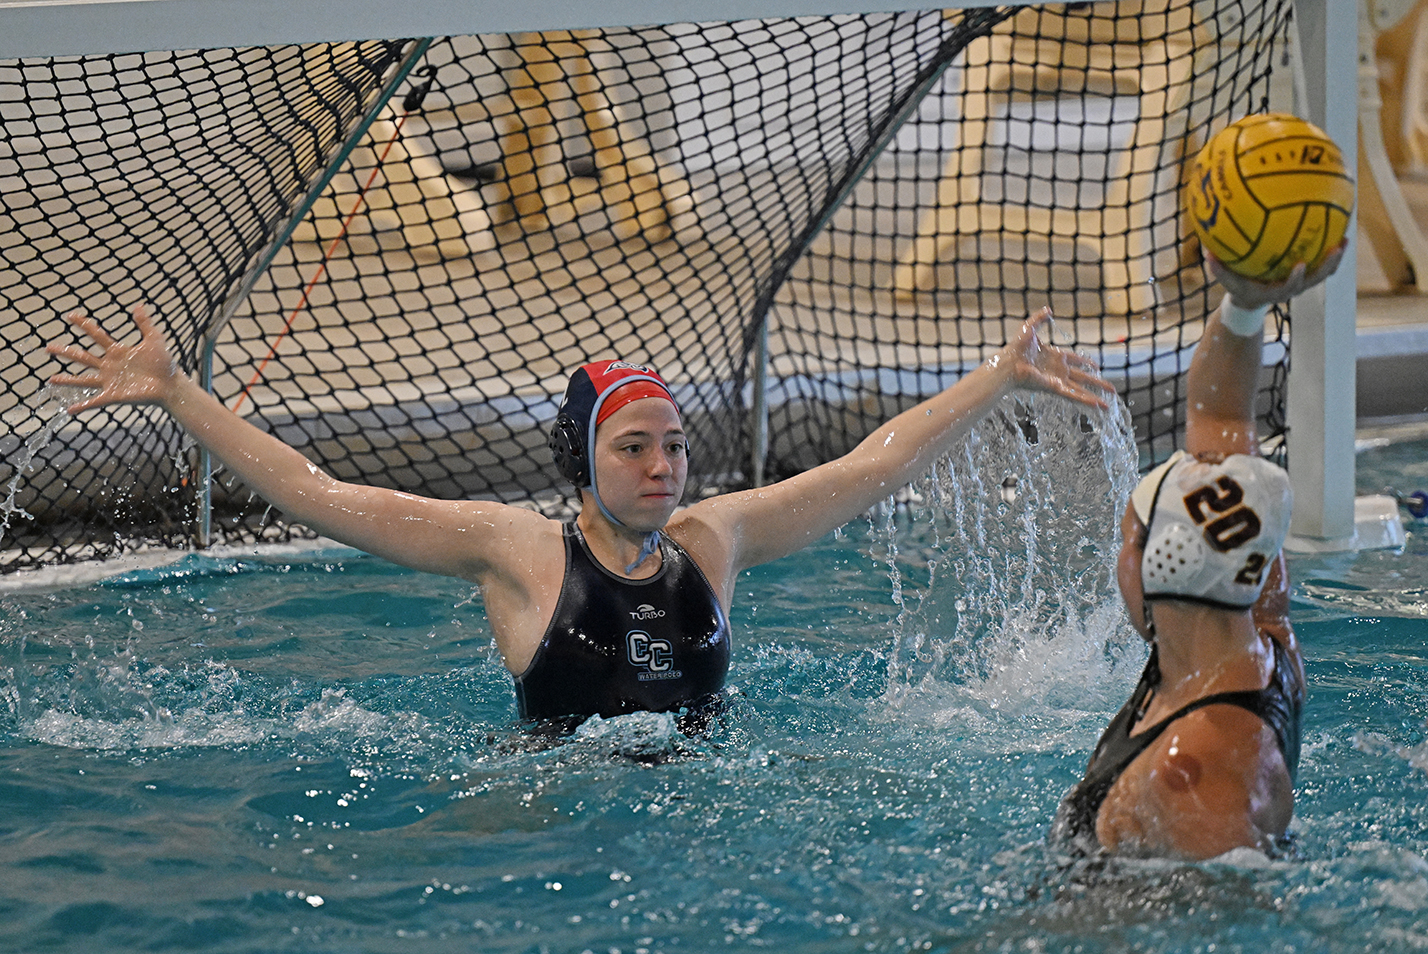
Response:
[550, 360, 679, 487]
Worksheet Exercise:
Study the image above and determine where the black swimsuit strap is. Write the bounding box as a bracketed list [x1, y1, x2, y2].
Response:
[1128, 638, 1299, 775]
[1051, 637, 1302, 852]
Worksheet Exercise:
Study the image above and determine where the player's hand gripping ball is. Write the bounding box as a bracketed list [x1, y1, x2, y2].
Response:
[1187, 113, 1354, 282]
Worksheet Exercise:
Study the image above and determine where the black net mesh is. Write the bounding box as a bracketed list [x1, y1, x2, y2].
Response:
[3, 2, 1294, 572]
[765, 0, 1295, 476]
[1, 41, 414, 566]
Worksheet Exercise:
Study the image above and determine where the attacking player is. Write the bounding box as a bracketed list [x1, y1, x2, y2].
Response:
[1051, 247, 1344, 860]
[48, 306, 1111, 723]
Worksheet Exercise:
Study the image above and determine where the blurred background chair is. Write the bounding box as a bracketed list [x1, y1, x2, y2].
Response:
[1359, 0, 1428, 293]
[894, 0, 1206, 315]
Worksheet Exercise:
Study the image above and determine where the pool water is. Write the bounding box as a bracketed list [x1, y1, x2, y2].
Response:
[1, 406, 1426, 953]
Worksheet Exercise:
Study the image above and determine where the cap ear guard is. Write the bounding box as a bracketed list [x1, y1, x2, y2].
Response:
[548, 414, 693, 490]
[1142, 521, 1210, 593]
[548, 413, 589, 487]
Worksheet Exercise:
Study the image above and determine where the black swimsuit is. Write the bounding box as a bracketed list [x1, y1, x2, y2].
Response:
[513, 522, 731, 722]
[1051, 637, 1303, 854]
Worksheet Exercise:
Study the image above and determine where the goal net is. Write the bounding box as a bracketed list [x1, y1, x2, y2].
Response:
[1, 1, 1294, 572]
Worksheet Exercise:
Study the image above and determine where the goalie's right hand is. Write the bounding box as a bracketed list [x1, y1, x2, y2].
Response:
[46, 304, 182, 414]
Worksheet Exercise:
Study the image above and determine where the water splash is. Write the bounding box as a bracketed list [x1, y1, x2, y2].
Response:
[1, 385, 96, 539]
[5, 641, 443, 756]
[877, 394, 1143, 724]
[567, 710, 696, 761]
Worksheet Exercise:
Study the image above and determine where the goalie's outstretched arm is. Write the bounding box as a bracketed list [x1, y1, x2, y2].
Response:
[46, 305, 523, 581]
[680, 308, 1115, 574]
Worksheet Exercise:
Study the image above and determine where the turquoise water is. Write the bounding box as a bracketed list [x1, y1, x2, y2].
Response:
[1, 411, 1426, 953]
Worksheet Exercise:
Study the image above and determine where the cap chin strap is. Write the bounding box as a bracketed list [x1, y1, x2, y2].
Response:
[589, 487, 662, 574]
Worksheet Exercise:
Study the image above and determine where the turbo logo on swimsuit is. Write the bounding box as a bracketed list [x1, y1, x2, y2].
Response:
[626, 630, 681, 681]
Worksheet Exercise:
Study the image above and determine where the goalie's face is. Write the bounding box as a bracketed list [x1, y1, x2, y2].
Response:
[590, 397, 689, 531]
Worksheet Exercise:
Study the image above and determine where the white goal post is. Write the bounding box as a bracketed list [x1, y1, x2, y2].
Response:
[1286, 0, 1360, 550]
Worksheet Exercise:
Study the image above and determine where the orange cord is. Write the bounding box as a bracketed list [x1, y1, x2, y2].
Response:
[231, 113, 411, 413]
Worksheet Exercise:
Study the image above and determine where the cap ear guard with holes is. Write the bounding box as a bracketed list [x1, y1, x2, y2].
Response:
[1134, 452, 1292, 609]
[548, 412, 589, 487]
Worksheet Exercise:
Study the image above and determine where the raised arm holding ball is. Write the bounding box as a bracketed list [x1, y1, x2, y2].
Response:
[1049, 111, 1353, 861]
[1051, 240, 1347, 860]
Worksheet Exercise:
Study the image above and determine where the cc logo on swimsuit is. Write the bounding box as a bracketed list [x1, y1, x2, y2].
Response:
[1182, 476, 1262, 553]
[626, 630, 674, 673]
